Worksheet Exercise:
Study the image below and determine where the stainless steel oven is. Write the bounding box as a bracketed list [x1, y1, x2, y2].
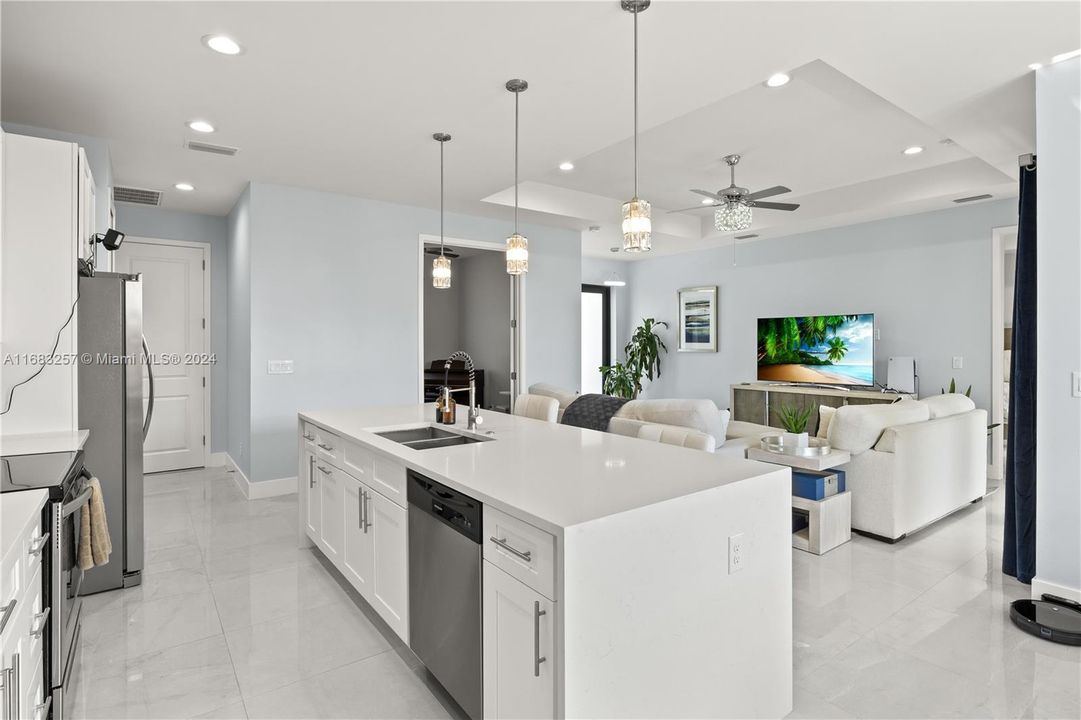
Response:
[51, 471, 90, 720]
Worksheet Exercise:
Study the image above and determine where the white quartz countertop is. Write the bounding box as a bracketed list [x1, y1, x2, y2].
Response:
[0, 429, 89, 456]
[300, 405, 787, 534]
[0, 489, 47, 565]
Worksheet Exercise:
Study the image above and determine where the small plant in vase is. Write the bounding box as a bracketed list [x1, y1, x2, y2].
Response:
[778, 404, 814, 448]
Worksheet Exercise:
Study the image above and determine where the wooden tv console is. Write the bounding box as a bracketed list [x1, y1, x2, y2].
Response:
[730, 383, 915, 436]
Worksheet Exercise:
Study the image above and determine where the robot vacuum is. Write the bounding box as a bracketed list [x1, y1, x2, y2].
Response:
[1009, 594, 1081, 645]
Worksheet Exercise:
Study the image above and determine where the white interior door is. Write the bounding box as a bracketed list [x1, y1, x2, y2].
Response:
[114, 239, 207, 472]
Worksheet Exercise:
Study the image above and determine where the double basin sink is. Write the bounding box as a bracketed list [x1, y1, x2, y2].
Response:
[375, 425, 492, 451]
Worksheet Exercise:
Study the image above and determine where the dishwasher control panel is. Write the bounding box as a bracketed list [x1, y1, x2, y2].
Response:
[407, 470, 483, 543]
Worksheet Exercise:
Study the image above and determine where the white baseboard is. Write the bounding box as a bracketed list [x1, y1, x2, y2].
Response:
[1031, 576, 1081, 603]
[207, 451, 229, 467]
[223, 454, 297, 500]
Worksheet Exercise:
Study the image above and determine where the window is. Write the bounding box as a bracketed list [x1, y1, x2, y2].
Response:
[581, 284, 611, 394]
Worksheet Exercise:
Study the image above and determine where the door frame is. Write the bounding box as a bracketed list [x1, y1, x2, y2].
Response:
[989, 224, 1017, 482]
[416, 234, 526, 408]
[124, 236, 211, 469]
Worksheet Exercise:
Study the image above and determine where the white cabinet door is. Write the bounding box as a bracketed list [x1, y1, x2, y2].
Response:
[0, 598, 29, 720]
[319, 464, 344, 562]
[369, 490, 408, 641]
[303, 450, 320, 540]
[483, 565, 555, 720]
[342, 476, 373, 595]
[77, 148, 96, 262]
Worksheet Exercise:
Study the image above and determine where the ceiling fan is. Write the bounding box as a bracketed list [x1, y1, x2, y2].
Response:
[669, 154, 800, 232]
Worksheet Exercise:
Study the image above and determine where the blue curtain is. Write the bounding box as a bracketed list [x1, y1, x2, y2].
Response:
[1003, 160, 1037, 583]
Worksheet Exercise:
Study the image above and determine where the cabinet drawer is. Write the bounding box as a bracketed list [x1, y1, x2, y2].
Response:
[483, 507, 555, 601]
[314, 427, 341, 464]
[23, 566, 45, 667]
[24, 522, 47, 584]
[301, 422, 317, 449]
[370, 456, 406, 508]
[341, 439, 372, 484]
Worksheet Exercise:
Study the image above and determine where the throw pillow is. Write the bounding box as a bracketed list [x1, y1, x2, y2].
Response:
[817, 405, 836, 439]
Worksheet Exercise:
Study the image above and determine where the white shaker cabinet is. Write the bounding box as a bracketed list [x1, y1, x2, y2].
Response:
[302, 449, 320, 539]
[483, 565, 555, 720]
[342, 475, 373, 595]
[368, 490, 408, 640]
[318, 463, 344, 563]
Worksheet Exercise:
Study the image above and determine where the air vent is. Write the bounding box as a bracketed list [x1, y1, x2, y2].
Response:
[734, 233, 759, 240]
[186, 140, 239, 156]
[113, 186, 162, 206]
[953, 194, 992, 204]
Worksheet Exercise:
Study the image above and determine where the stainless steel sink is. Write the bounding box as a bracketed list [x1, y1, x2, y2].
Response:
[375, 425, 491, 450]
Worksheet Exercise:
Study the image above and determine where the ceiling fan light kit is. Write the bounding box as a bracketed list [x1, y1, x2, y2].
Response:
[432, 132, 453, 289]
[622, 0, 652, 253]
[715, 201, 753, 233]
[506, 78, 529, 275]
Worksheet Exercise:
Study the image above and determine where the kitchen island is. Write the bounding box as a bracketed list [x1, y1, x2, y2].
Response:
[298, 405, 792, 719]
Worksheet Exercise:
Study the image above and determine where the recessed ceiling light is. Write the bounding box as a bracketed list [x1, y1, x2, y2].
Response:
[202, 34, 242, 55]
[766, 72, 790, 88]
[701, 198, 714, 204]
[1028, 62, 1043, 71]
[902, 145, 924, 156]
[175, 183, 195, 191]
[1052, 48, 1081, 64]
[559, 161, 574, 171]
[187, 120, 215, 133]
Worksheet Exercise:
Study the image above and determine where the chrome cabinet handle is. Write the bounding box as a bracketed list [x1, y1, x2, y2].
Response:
[0, 600, 16, 635]
[364, 490, 372, 533]
[1, 663, 12, 720]
[303, 432, 314, 441]
[309, 457, 317, 488]
[317, 442, 334, 451]
[490, 536, 531, 562]
[317, 465, 332, 475]
[30, 607, 50, 638]
[9, 653, 18, 720]
[533, 601, 547, 677]
[357, 487, 364, 531]
[28, 533, 50, 557]
[34, 696, 52, 720]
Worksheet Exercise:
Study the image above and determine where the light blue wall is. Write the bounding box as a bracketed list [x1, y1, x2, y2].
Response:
[114, 205, 230, 453]
[2, 123, 113, 237]
[240, 182, 580, 482]
[227, 187, 252, 478]
[619, 200, 1018, 414]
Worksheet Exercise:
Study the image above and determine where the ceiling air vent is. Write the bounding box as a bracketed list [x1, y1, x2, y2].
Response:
[187, 140, 239, 157]
[113, 186, 162, 206]
[734, 233, 759, 240]
[953, 194, 993, 204]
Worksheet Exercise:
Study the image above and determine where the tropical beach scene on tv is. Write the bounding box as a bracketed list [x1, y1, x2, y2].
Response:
[757, 314, 875, 386]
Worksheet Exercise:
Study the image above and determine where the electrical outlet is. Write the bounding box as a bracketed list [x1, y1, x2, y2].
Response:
[952, 356, 964, 369]
[728, 533, 745, 574]
[268, 360, 294, 375]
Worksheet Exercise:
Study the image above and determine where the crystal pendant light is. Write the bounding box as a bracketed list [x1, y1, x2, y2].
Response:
[432, 133, 452, 289]
[621, 0, 652, 252]
[505, 79, 529, 275]
[715, 201, 753, 232]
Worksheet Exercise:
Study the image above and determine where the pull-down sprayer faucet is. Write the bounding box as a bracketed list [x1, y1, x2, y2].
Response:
[442, 351, 482, 431]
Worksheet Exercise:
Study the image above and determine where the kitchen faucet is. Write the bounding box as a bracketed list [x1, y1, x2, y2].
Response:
[442, 351, 482, 431]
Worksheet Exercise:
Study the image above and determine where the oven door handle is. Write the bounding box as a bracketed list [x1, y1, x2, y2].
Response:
[62, 484, 93, 518]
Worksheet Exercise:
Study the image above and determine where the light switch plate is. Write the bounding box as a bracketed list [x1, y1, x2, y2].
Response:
[952, 356, 964, 369]
[268, 360, 294, 375]
[1073, 371, 1081, 398]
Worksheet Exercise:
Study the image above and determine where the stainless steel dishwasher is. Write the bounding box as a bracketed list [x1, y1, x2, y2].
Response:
[407, 470, 483, 720]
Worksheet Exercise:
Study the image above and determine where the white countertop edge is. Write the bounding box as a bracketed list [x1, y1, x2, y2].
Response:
[0, 428, 90, 456]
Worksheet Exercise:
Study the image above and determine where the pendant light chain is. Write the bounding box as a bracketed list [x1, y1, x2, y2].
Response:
[514, 88, 520, 235]
[633, 6, 638, 200]
[440, 138, 445, 255]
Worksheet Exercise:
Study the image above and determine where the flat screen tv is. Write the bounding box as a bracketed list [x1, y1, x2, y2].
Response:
[757, 314, 875, 387]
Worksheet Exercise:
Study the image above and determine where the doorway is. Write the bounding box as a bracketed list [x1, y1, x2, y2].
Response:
[418, 236, 522, 413]
[114, 238, 209, 472]
[580, 284, 611, 395]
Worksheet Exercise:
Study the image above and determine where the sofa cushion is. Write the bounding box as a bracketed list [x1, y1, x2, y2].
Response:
[636, 424, 716, 452]
[616, 399, 729, 446]
[921, 393, 976, 419]
[816, 406, 836, 439]
[528, 383, 579, 410]
[827, 399, 930, 454]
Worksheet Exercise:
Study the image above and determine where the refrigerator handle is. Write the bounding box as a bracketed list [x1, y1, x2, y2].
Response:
[142, 335, 154, 440]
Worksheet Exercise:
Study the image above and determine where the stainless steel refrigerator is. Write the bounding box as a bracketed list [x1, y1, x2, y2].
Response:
[77, 271, 153, 593]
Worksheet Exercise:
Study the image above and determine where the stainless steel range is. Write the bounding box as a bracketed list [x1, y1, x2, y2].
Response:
[1, 449, 90, 720]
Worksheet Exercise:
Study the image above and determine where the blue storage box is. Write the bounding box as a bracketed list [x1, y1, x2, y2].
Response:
[792, 469, 846, 501]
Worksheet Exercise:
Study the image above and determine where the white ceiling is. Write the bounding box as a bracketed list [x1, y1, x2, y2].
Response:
[2, 1, 1077, 258]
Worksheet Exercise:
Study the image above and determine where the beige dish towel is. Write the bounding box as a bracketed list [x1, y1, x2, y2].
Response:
[78, 476, 112, 570]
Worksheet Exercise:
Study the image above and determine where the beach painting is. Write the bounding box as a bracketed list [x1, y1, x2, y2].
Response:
[678, 286, 718, 352]
[757, 314, 875, 386]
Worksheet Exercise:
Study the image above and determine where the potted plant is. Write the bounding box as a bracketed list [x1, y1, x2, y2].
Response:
[778, 404, 814, 448]
[600, 318, 669, 399]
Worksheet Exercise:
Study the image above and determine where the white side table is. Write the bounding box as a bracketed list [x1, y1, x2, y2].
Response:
[791, 491, 851, 555]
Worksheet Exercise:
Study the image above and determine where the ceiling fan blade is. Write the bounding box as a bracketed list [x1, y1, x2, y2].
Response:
[744, 185, 791, 201]
[750, 200, 800, 211]
[690, 188, 723, 200]
[667, 204, 720, 213]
